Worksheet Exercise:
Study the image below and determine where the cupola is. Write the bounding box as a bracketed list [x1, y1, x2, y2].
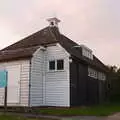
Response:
[47, 17, 61, 27]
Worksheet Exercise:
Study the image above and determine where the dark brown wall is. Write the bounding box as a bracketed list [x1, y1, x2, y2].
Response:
[70, 59, 88, 106]
[70, 58, 107, 106]
[87, 77, 99, 105]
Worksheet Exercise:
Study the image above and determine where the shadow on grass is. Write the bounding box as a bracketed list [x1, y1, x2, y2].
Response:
[39, 102, 120, 116]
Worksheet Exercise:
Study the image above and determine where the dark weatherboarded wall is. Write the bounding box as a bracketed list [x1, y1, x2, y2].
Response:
[70, 58, 107, 106]
[87, 77, 99, 104]
[70, 59, 88, 106]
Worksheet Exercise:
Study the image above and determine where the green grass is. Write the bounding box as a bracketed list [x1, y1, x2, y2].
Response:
[1, 102, 120, 117]
[39, 102, 120, 116]
[0, 114, 56, 120]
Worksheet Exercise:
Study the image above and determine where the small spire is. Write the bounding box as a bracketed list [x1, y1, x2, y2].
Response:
[47, 17, 61, 27]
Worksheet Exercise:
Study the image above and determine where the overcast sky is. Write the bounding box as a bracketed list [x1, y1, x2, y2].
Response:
[0, 0, 120, 67]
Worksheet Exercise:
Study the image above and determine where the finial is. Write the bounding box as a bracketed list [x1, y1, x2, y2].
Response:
[47, 17, 61, 27]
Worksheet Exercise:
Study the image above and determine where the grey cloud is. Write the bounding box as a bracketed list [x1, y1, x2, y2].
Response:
[0, 0, 120, 66]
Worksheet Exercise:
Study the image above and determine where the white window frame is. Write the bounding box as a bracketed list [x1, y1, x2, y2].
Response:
[98, 72, 106, 81]
[88, 67, 97, 79]
[88, 67, 106, 81]
[49, 60, 56, 71]
[48, 59, 64, 72]
[56, 59, 64, 70]
[82, 48, 93, 60]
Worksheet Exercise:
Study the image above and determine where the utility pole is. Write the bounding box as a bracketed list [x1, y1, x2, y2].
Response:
[0, 71, 8, 113]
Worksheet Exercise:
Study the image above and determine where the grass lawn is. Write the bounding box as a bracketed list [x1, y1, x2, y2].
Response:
[0, 114, 57, 120]
[39, 102, 120, 116]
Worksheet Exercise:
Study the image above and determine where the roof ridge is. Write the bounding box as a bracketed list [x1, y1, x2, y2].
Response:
[0, 25, 107, 71]
[1, 27, 50, 51]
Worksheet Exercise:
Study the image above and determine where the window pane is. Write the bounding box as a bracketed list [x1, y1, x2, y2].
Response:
[57, 60, 64, 70]
[49, 61, 55, 70]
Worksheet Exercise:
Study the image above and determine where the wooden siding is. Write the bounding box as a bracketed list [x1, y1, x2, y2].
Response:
[70, 58, 107, 106]
[30, 48, 44, 106]
[30, 44, 70, 107]
[70, 59, 88, 106]
[45, 44, 70, 107]
[0, 60, 30, 106]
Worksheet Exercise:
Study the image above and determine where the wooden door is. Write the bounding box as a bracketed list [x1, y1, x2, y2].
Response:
[6, 65, 20, 103]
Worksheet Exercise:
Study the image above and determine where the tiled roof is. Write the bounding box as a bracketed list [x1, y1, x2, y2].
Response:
[0, 26, 108, 71]
[0, 46, 40, 62]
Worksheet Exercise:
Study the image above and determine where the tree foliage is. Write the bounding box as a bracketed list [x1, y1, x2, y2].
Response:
[107, 65, 120, 101]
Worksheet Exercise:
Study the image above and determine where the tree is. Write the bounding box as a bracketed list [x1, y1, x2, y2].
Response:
[106, 65, 120, 101]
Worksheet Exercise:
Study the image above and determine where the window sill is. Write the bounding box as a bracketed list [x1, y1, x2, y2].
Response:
[47, 70, 65, 73]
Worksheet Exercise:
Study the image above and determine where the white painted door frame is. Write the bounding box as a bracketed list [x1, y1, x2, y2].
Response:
[6, 65, 20, 104]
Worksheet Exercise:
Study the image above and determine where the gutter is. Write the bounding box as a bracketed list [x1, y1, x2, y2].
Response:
[28, 59, 32, 107]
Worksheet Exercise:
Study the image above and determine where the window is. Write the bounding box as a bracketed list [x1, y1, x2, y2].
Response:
[98, 72, 106, 80]
[49, 60, 55, 70]
[88, 67, 97, 79]
[81, 45, 93, 60]
[102, 74, 106, 80]
[88, 67, 106, 81]
[49, 59, 64, 71]
[57, 60, 64, 70]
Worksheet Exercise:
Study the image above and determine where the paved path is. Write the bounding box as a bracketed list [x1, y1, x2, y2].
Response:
[0, 112, 106, 120]
[61, 116, 106, 120]
[106, 113, 120, 120]
[2, 112, 120, 120]
[61, 113, 120, 120]
[5, 112, 106, 120]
